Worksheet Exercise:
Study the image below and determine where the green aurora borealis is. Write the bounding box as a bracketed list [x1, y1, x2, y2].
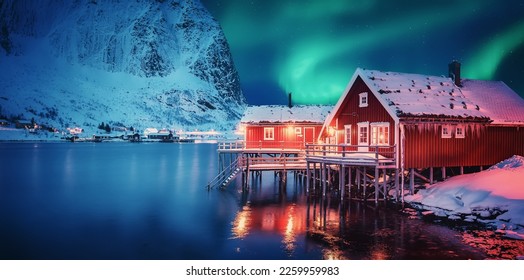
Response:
[202, 0, 524, 105]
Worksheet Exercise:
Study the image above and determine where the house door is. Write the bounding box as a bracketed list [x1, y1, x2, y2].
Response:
[304, 127, 315, 145]
[357, 122, 369, 152]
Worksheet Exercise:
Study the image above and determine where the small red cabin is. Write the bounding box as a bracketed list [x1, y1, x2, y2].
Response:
[240, 105, 332, 150]
[320, 64, 524, 170]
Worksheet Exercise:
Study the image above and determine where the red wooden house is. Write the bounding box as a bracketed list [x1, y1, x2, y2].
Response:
[319, 62, 524, 174]
[240, 105, 332, 150]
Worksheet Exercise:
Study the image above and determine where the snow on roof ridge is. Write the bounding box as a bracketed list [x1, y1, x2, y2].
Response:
[241, 104, 332, 124]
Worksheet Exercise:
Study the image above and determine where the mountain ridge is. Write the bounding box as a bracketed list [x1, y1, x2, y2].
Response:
[0, 0, 246, 134]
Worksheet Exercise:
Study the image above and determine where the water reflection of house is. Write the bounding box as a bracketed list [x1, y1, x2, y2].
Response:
[231, 203, 309, 246]
[230, 197, 349, 259]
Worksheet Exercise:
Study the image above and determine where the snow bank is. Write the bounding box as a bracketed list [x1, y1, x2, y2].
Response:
[405, 155, 524, 239]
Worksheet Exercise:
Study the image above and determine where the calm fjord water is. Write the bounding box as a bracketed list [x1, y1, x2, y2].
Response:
[0, 142, 485, 259]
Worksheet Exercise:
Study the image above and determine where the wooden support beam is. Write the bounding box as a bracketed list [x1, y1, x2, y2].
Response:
[429, 167, 434, 184]
[356, 167, 361, 195]
[306, 161, 310, 194]
[322, 163, 327, 197]
[442, 167, 446, 180]
[340, 165, 345, 201]
[348, 167, 352, 200]
[363, 167, 367, 200]
[374, 167, 379, 203]
[400, 168, 405, 202]
[382, 169, 387, 201]
[409, 168, 415, 195]
[327, 165, 332, 188]
[413, 170, 430, 183]
[394, 168, 399, 201]
[460, 166, 464, 175]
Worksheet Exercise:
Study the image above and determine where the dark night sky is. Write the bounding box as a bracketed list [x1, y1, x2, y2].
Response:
[201, 0, 524, 105]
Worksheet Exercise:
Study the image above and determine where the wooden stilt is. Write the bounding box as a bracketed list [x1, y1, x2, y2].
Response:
[322, 163, 327, 197]
[442, 167, 446, 180]
[400, 168, 405, 202]
[363, 167, 367, 200]
[327, 165, 332, 188]
[409, 168, 415, 194]
[374, 167, 379, 202]
[306, 161, 310, 194]
[356, 167, 361, 196]
[348, 166, 352, 200]
[429, 167, 434, 184]
[394, 168, 399, 201]
[460, 166, 464, 175]
[340, 165, 345, 201]
[382, 169, 387, 201]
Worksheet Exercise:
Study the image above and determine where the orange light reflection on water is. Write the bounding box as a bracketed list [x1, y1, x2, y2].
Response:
[231, 205, 252, 239]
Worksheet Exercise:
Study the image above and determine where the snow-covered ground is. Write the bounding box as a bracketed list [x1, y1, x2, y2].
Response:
[405, 155, 524, 240]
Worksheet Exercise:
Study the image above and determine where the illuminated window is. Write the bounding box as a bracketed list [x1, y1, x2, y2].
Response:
[264, 127, 274, 140]
[441, 125, 452, 138]
[359, 92, 368, 107]
[344, 125, 351, 144]
[357, 122, 369, 145]
[370, 123, 389, 146]
[456, 125, 465, 138]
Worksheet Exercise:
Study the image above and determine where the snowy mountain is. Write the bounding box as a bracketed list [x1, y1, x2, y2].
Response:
[0, 0, 246, 134]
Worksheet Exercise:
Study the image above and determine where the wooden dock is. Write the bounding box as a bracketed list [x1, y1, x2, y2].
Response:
[213, 141, 405, 203]
[213, 141, 307, 189]
[304, 144, 399, 202]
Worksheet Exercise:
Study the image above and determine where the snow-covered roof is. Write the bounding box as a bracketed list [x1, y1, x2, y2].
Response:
[358, 69, 488, 120]
[240, 105, 332, 124]
[461, 80, 524, 125]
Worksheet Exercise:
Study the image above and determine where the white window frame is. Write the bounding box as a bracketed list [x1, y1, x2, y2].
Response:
[295, 127, 302, 135]
[264, 127, 274, 140]
[359, 92, 368, 108]
[344, 125, 352, 145]
[455, 125, 465, 139]
[370, 122, 390, 146]
[441, 125, 452, 138]
[357, 122, 369, 151]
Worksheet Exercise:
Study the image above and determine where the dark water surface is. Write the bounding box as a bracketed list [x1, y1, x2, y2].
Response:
[0, 142, 485, 259]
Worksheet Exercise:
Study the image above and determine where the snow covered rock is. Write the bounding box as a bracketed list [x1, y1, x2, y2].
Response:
[405, 155, 524, 239]
[0, 0, 246, 133]
[489, 155, 524, 170]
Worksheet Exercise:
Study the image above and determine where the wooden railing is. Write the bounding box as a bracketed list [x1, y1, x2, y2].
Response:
[305, 144, 396, 167]
[218, 140, 245, 150]
[218, 140, 309, 151]
[238, 155, 307, 170]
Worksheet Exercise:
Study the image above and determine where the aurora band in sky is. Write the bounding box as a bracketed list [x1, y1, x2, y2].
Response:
[202, 0, 524, 105]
